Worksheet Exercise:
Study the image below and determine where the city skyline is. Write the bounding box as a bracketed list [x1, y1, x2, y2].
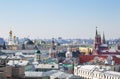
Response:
[0, 0, 120, 39]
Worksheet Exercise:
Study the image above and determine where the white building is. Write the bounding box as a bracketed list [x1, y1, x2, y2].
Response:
[34, 63, 59, 71]
[8, 30, 18, 46]
[66, 46, 72, 58]
[25, 70, 80, 79]
[74, 65, 120, 79]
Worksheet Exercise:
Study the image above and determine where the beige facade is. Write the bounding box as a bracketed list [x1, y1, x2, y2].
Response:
[0, 71, 6, 79]
[0, 66, 12, 79]
[12, 66, 25, 78]
[0, 65, 25, 79]
[79, 47, 93, 55]
[7, 45, 18, 50]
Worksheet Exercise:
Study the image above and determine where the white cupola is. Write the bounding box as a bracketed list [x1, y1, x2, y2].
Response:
[66, 46, 72, 58]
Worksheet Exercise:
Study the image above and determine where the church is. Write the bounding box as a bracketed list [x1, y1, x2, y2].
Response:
[94, 28, 120, 55]
[79, 27, 120, 64]
[7, 30, 19, 50]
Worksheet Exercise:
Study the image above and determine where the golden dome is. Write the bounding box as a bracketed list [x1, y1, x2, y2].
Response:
[9, 30, 12, 34]
[13, 36, 16, 38]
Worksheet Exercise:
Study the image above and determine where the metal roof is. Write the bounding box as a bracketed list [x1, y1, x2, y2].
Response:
[25, 70, 79, 78]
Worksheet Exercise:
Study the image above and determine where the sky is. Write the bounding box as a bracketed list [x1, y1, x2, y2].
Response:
[0, 0, 120, 39]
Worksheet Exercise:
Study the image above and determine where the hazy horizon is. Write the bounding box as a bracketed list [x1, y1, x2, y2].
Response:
[0, 0, 120, 39]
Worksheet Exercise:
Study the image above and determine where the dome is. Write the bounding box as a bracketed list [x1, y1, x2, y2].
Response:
[9, 30, 12, 34]
[66, 51, 72, 58]
[24, 39, 34, 45]
[65, 46, 72, 58]
[35, 50, 41, 54]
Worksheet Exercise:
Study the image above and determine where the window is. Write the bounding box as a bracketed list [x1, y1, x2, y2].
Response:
[114, 67, 115, 71]
[106, 76, 108, 79]
[104, 75, 106, 78]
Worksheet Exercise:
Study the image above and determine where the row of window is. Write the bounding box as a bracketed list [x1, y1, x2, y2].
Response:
[75, 69, 120, 79]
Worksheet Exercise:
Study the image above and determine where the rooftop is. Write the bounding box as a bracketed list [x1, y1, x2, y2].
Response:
[34, 63, 59, 69]
[7, 60, 29, 66]
[25, 70, 79, 78]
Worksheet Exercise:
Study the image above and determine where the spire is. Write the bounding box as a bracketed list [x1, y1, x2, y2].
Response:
[96, 27, 98, 36]
[3, 42, 6, 50]
[52, 38, 56, 50]
[102, 32, 106, 44]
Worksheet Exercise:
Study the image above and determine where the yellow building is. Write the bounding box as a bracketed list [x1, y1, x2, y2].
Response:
[79, 45, 93, 55]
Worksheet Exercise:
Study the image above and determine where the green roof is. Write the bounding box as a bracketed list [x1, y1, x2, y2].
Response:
[35, 50, 41, 54]
[44, 58, 58, 64]
[63, 64, 73, 68]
